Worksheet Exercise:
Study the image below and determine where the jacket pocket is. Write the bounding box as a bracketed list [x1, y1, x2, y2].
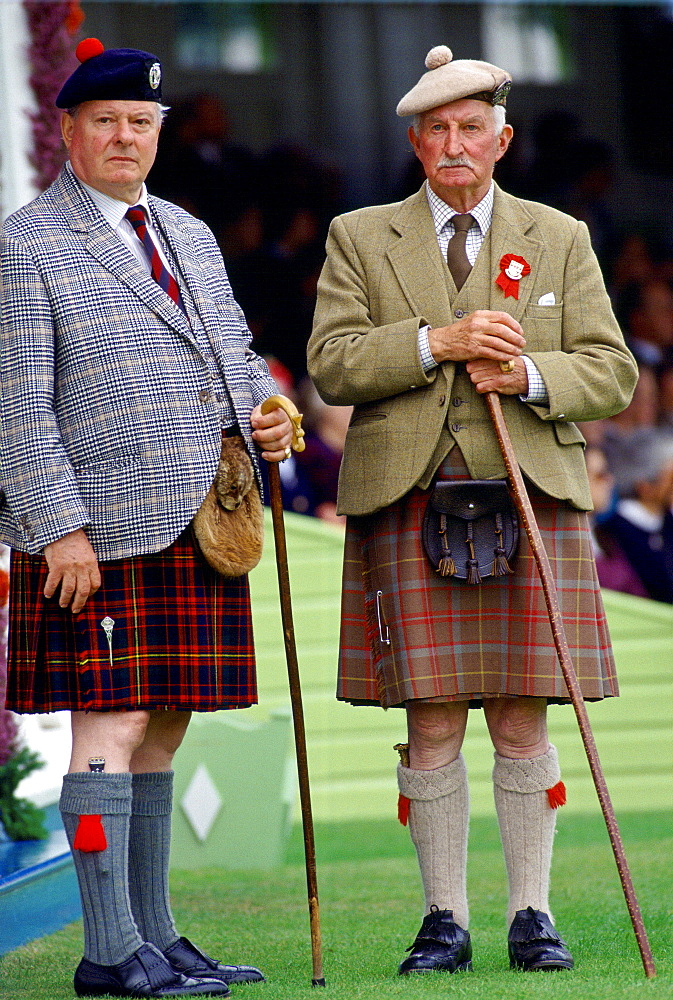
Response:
[74, 454, 141, 474]
[553, 421, 585, 446]
[349, 412, 387, 428]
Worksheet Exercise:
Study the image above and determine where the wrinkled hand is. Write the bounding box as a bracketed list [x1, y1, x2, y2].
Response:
[250, 405, 294, 462]
[465, 357, 529, 395]
[43, 528, 101, 614]
[428, 309, 525, 367]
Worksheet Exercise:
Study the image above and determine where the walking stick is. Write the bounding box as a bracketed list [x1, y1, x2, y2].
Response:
[260, 394, 326, 987]
[485, 381, 656, 979]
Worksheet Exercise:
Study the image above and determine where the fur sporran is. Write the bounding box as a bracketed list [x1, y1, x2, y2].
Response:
[422, 479, 519, 584]
[192, 434, 264, 577]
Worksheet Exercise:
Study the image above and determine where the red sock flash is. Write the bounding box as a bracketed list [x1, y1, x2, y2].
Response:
[546, 781, 567, 809]
[73, 814, 107, 851]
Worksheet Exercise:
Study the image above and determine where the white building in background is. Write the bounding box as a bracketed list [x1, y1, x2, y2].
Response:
[0, 1, 38, 221]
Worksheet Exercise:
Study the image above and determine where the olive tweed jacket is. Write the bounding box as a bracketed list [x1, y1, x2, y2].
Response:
[308, 184, 637, 516]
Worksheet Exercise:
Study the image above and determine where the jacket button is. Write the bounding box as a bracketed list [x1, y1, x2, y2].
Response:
[453, 397, 463, 407]
[454, 309, 465, 319]
[558, 413, 566, 420]
[199, 389, 211, 402]
[451, 423, 465, 433]
[438, 395, 446, 406]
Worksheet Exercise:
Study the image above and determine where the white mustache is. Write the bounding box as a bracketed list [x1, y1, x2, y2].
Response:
[436, 156, 473, 169]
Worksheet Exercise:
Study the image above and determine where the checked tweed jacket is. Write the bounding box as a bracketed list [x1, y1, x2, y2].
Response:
[308, 184, 638, 517]
[0, 166, 277, 561]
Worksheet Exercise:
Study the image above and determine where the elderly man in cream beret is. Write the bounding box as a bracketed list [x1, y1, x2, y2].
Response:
[309, 47, 637, 977]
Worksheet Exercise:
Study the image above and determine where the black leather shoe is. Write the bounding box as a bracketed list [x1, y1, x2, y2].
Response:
[508, 907, 574, 971]
[398, 906, 473, 975]
[74, 942, 231, 997]
[164, 937, 265, 985]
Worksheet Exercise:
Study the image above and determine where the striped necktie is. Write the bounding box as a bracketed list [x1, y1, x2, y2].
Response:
[125, 205, 185, 312]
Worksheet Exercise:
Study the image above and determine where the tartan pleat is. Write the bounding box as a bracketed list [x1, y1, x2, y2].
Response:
[6, 529, 256, 713]
[338, 448, 618, 708]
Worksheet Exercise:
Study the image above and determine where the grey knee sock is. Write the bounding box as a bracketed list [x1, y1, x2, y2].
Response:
[60, 772, 143, 965]
[128, 771, 179, 952]
[492, 745, 562, 925]
[397, 755, 470, 930]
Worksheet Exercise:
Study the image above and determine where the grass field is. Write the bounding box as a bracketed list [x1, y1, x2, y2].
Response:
[2, 810, 670, 1000]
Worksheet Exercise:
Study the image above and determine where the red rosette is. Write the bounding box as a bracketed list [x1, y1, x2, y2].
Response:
[496, 253, 530, 300]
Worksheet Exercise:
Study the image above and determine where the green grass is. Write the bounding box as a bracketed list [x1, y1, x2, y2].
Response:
[2, 811, 671, 999]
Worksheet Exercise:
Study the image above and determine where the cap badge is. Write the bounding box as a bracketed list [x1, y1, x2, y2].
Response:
[148, 62, 161, 90]
[491, 80, 511, 107]
[496, 253, 530, 299]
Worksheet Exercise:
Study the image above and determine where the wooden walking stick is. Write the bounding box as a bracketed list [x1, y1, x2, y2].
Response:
[485, 376, 656, 979]
[260, 394, 326, 987]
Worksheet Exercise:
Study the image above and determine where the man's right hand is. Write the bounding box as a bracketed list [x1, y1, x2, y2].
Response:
[428, 309, 525, 366]
[43, 528, 101, 614]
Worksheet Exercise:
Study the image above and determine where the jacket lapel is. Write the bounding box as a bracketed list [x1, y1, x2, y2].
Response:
[386, 188, 454, 331]
[57, 168, 198, 346]
[487, 184, 543, 319]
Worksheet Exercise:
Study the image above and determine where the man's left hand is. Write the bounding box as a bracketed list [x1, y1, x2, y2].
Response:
[250, 405, 294, 462]
[465, 357, 529, 395]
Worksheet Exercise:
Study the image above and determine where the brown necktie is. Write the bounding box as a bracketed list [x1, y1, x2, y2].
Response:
[446, 213, 474, 291]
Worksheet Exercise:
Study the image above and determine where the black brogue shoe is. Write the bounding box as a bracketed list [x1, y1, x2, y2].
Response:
[398, 906, 473, 975]
[163, 937, 265, 985]
[74, 942, 231, 997]
[508, 907, 574, 971]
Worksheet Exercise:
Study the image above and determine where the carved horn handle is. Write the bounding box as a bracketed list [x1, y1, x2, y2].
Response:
[260, 394, 306, 453]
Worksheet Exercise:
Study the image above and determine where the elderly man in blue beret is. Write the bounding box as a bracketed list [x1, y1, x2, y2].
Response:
[0, 40, 292, 998]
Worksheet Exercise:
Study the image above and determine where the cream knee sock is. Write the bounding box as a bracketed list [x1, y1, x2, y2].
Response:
[397, 754, 470, 930]
[492, 745, 562, 925]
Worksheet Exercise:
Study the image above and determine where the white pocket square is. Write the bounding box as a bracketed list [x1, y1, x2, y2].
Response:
[537, 292, 556, 306]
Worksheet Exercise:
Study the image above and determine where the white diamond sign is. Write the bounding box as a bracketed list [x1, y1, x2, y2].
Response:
[181, 763, 223, 842]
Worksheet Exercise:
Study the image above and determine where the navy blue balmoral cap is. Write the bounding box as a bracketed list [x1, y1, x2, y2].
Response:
[56, 38, 163, 109]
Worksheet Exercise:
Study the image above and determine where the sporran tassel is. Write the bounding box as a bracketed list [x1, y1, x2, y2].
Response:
[465, 524, 482, 584]
[492, 514, 514, 576]
[438, 515, 456, 576]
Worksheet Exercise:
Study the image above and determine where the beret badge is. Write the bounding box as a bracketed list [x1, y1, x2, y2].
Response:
[148, 62, 161, 91]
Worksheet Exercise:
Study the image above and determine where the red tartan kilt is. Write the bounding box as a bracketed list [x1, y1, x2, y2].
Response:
[338, 449, 618, 709]
[6, 528, 257, 713]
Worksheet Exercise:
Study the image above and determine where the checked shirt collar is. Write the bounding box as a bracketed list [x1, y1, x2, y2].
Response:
[425, 179, 494, 266]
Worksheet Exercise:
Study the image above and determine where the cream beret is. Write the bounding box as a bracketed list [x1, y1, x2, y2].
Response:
[396, 45, 511, 117]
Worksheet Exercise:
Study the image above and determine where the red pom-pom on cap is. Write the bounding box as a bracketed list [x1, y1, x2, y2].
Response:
[76, 38, 105, 63]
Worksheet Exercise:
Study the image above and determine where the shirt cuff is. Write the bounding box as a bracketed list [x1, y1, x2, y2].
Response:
[520, 355, 548, 403]
[419, 325, 438, 372]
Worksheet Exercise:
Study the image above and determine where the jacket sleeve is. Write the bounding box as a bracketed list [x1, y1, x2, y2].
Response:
[307, 215, 435, 406]
[0, 234, 90, 551]
[524, 221, 637, 423]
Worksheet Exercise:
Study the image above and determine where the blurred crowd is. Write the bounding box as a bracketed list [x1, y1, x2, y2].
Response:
[149, 96, 673, 603]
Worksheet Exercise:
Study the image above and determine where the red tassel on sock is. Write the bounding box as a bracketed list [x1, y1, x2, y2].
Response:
[546, 781, 566, 809]
[73, 814, 107, 852]
[398, 794, 410, 826]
